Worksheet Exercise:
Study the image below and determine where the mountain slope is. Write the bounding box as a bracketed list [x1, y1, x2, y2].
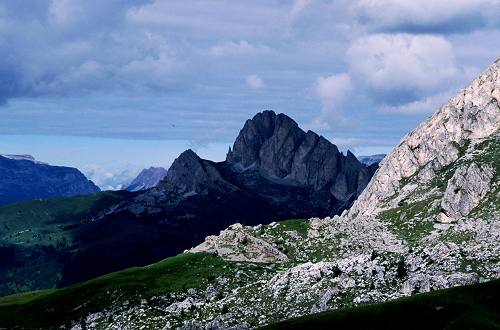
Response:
[0, 252, 498, 329]
[0, 155, 100, 206]
[0, 191, 135, 295]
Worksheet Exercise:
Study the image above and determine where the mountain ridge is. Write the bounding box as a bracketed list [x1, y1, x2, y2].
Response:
[0, 155, 100, 206]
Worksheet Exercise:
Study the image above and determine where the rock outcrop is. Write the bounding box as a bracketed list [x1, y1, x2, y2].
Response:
[440, 162, 493, 222]
[0, 155, 100, 206]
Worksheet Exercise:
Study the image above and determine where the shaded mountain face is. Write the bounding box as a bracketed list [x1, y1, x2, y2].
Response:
[0, 155, 100, 206]
[125, 166, 167, 192]
[140, 111, 374, 221]
[0, 111, 375, 295]
[226, 111, 372, 203]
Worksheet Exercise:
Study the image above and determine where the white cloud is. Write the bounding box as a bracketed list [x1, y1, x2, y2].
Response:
[347, 34, 459, 99]
[81, 164, 141, 190]
[312, 73, 352, 128]
[245, 74, 265, 89]
[209, 40, 270, 58]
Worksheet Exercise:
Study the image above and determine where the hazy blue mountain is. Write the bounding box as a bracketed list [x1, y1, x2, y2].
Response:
[357, 154, 385, 166]
[0, 155, 100, 206]
[125, 166, 167, 192]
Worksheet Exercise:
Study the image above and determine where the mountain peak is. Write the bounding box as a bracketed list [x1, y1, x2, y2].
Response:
[226, 110, 372, 198]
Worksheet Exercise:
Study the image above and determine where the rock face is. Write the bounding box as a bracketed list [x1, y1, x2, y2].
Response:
[136, 111, 375, 221]
[158, 150, 237, 197]
[0, 155, 100, 206]
[349, 60, 500, 218]
[125, 166, 167, 192]
[227, 111, 371, 202]
[440, 162, 493, 222]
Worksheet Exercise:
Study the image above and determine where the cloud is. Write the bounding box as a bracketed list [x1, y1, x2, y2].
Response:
[81, 164, 142, 190]
[245, 74, 265, 89]
[0, 2, 181, 102]
[312, 73, 352, 129]
[347, 33, 460, 104]
[352, 0, 500, 33]
[0, 0, 499, 159]
[48, 0, 85, 26]
[126, 1, 285, 39]
[209, 40, 271, 58]
[290, 0, 314, 20]
[380, 90, 455, 115]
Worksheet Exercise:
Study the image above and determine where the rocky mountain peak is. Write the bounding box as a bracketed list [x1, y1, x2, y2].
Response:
[357, 154, 385, 166]
[226, 110, 370, 196]
[157, 149, 232, 197]
[349, 59, 500, 218]
[226, 110, 298, 169]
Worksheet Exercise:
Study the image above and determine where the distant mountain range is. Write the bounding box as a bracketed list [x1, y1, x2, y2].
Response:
[0, 110, 376, 295]
[357, 154, 385, 166]
[0, 155, 100, 206]
[125, 166, 167, 192]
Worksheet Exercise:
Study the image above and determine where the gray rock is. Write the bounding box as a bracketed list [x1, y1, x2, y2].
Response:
[440, 162, 493, 221]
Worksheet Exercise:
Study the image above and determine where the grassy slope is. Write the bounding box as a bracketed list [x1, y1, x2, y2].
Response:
[262, 279, 500, 330]
[0, 191, 134, 295]
[0, 252, 231, 329]
[0, 190, 131, 247]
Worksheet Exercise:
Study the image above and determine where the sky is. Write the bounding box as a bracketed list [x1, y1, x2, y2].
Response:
[1, 0, 499, 189]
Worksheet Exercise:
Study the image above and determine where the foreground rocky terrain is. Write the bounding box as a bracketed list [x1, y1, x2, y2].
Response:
[0, 155, 100, 206]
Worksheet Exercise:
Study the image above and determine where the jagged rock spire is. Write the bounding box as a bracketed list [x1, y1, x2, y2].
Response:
[226, 110, 371, 195]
